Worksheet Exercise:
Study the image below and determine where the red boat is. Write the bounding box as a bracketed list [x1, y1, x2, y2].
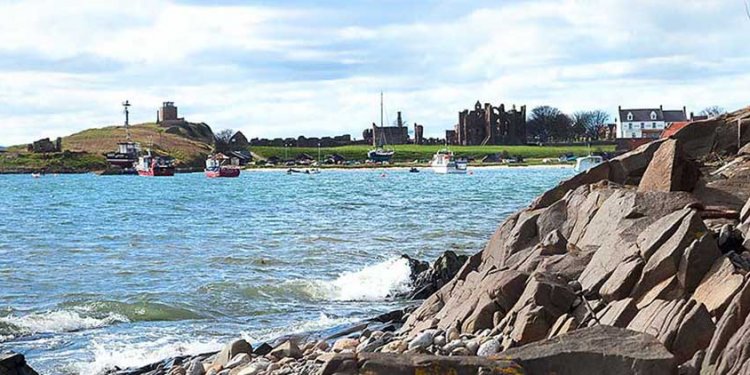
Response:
[205, 154, 240, 178]
[135, 150, 175, 177]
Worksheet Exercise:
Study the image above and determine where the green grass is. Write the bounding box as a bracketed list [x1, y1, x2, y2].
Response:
[0, 151, 107, 173]
[251, 144, 615, 162]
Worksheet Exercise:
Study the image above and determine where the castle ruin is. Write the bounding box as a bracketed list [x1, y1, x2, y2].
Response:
[452, 101, 527, 145]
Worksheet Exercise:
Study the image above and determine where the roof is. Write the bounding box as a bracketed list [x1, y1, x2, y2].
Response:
[661, 121, 691, 138]
[619, 107, 687, 123]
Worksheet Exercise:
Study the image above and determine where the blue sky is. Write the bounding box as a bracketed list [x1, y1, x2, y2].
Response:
[1, 0, 749, 145]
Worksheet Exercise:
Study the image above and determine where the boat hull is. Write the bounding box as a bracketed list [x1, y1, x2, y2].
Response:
[205, 167, 240, 178]
[431, 166, 468, 174]
[367, 149, 394, 163]
[137, 167, 175, 177]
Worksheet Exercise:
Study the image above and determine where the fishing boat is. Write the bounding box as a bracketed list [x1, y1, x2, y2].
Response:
[104, 100, 140, 173]
[31, 172, 41, 178]
[135, 149, 175, 177]
[573, 155, 604, 173]
[409, 167, 419, 173]
[287, 168, 320, 175]
[430, 149, 468, 174]
[205, 154, 240, 178]
[367, 92, 395, 163]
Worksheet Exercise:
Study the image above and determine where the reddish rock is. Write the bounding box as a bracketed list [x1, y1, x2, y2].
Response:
[692, 256, 745, 317]
[597, 298, 638, 328]
[637, 139, 700, 193]
[319, 352, 523, 375]
[676, 233, 722, 293]
[599, 256, 643, 302]
[702, 279, 750, 373]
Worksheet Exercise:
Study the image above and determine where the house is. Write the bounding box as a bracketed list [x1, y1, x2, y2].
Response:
[228, 150, 252, 166]
[616, 106, 688, 139]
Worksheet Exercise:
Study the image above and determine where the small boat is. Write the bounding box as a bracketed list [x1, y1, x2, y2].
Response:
[287, 168, 320, 175]
[31, 173, 41, 178]
[105, 100, 139, 174]
[205, 154, 240, 178]
[409, 167, 419, 173]
[573, 155, 604, 173]
[367, 92, 395, 163]
[430, 149, 468, 174]
[135, 149, 175, 177]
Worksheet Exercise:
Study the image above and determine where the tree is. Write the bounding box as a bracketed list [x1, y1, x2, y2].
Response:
[527, 106, 573, 142]
[699, 106, 727, 118]
[214, 129, 235, 153]
[571, 110, 610, 140]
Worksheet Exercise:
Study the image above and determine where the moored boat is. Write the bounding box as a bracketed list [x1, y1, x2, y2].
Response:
[205, 154, 240, 178]
[135, 150, 175, 177]
[367, 92, 395, 163]
[104, 100, 140, 174]
[430, 149, 467, 174]
[573, 155, 604, 173]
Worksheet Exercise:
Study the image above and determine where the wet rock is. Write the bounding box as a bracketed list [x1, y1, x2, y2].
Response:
[476, 338, 501, 356]
[692, 256, 745, 317]
[0, 352, 39, 375]
[234, 359, 270, 375]
[270, 340, 302, 360]
[252, 343, 272, 356]
[407, 329, 436, 350]
[400, 251, 468, 300]
[212, 339, 252, 369]
[499, 325, 676, 375]
[186, 359, 205, 375]
[637, 139, 700, 193]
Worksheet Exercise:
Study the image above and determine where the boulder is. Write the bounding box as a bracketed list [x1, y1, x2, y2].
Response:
[637, 139, 700, 193]
[600, 256, 644, 302]
[318, 352, 523, 375]
[702, 279, 750, 373]
[0, 352, 38, 375]
[332, 338, 359, 353]
[692, 256, 745, 317]
[676, 233, 721, 294]
[476, 338, 501, 356]
[539, 229, 568, 255]
[269, 340, 302, 360]
[597, 298, 638, 328]
[212, 339, 253, 369]
[186, 359, 205, 375]
[608, 139, 666, 185]
[741, 197, 750, 223]
[499, 325, 676, 374]
[402, 251, 469, 299]
[252, 343, 272, 356]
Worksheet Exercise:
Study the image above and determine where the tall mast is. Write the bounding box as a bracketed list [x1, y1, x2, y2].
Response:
[123, 100, 132, 141]
[380, 92, 383, 128]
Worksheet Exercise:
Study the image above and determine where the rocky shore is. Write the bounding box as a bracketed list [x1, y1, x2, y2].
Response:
[6, 106, 750, 374]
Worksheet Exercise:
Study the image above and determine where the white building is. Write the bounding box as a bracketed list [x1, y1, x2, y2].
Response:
[616, 106, 688, 139]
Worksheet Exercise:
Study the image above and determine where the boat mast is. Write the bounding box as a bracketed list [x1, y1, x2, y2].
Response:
[123, 100, 131, 141]
[380, 91, 383, 128]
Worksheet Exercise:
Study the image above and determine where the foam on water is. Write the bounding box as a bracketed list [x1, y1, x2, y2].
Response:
[309, 257, 413, 301]
[0, 310, 129, 340]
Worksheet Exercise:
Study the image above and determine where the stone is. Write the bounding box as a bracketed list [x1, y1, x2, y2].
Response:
[270, 340, 302, 360]
[676, 233, 721, 293]
[407, 329, 436, 350]
[702, 279, 750, 373]
[252, 343, 272, 356]
[547, 313, 577, 338]
[671, 302, 715, 363]
[380, 339, 407, 353]
[465, 339, 479, 355]
[224, 353, 251, 370]
[510, 304, 554, 345]
[476, 338, 501, 356]
[499, 325, 676, 374]
[319, 352, 523, 375]
[235, 359, 271, 375]
[540, 229, 568, 255]
[212, 339, 253, 369]
[637, 139, 700, 192]
[599, 256, 644, 302]
[186, 359, 205, 375]
[168, 366, 187, 375]
[432, 335, 446, 347]
[0, 352, 39, 375]
[332, 338, 359, 352]
[446, 327, 459, 341]
[692, 256, 745, 317]
[741, 197, 750, 223]
[597, 298, 638, 328]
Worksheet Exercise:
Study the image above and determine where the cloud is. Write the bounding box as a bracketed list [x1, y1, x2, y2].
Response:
[0, 0, 748, 145]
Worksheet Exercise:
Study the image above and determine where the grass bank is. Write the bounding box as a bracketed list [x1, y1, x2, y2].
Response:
[251, 144, 615, 162]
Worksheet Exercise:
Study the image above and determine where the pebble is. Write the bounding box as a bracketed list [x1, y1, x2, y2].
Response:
[433, 335, 446, 347]
[186, 359, 205, 375]
[225, 353, 251, 369]
[332, 338, 359, 352]
[476, 338, 501, 356]
[407, 329, 437, 350]
[441, 339, 465, 354]
[315, 340, 329, 351]
[450, 347, 471, 356]
[466, 340, 479, 355]
[446, 327, 460, 341]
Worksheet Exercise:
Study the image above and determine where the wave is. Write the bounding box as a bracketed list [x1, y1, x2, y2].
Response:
[306, 257, 413, 301]
[0, 310, 128, 341]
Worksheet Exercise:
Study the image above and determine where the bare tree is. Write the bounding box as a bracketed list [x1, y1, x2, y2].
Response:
[699, 106, 727, 118]
[571, 110, 610, 140]
[528, 106, 573, 142]
[214, 129, 235, 153]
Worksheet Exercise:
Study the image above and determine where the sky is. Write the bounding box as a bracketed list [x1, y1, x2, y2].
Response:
[1, 0, 749, 145]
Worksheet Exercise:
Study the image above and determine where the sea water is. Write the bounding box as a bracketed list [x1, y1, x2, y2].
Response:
[0, 167, 572, 374]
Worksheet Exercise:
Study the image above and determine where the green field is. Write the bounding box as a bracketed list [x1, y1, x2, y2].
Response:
[0, 151, 107, 173]
[251, 144, 615, 163]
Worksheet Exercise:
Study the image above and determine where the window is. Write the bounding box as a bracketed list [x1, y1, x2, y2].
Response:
[628, 123, 632, 130]
[631, 132, 636, 138]
[627, 112, 633, 121]
[650, 111, 657, 120]
[640, 122, 644, 129]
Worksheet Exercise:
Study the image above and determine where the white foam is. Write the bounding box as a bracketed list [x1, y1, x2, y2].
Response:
[78, 336, 222, 375]
[311, 257, 413, 301]
[241, 312, 360, 343]
[0, 310, 128, 338]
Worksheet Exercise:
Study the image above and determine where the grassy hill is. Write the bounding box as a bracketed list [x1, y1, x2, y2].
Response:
[251, 144, 615, 163]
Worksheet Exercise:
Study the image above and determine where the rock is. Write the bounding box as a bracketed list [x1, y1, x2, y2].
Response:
[332, 338, 359, 352]
[224, 353, 251, 370]
[637, 138, 700, 192]
[531, 161, 611, 209]
[510, 304, 554, 346]
[212, 339, 253, 369]
[671, 302, 715, 363]
[186, 358, 205, 375]
[270, 340, 302, 360]
[432, 335, 446, 347]
[540, 229, 568, 255]
[597, 298, 638, 328]
[741, 197, 750, 223]
[465, 339, 479, 355]
[499, 325, 676, 374]
[547, 313, 577, 338]
[320, 352, 523, 375]
[401, 251, 468, 299]
[692, 256, 745, 317]
[407, 329, 436, 351]
[0, 352, 39, 375]
[380, 339, 407, 353]
[356, 336, 386, 353]
[476, 338, 501, 356]
[599, 256, 644, 302]
[235, 359, 271, 375]
[676, 233, 721, 293]
[315, 340, 329, 351]
[252, 342, 272, 356]
[678, 350, 704, 375]
[446, 326, 459, 341]
[168, 365, 187, 375]
[702, 279, 750, 373]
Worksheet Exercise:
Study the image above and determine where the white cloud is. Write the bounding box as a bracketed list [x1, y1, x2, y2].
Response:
[0, 0, 749, 145]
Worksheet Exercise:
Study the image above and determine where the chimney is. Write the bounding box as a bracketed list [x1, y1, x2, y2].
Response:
[660, 104, 663, 110]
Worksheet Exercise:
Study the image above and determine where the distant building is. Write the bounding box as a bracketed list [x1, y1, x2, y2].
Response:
[157, 102, 185, 125]
[445, 130, 458, 145]
[364, 111, 410, 146]
[616, 106, 688, 139]
[451, 101, 526, 146]
[229, 131, 250, 148]
[413, 123, 424, 145]
[28, 137, 62, 153]
[598, 123, 617, 141]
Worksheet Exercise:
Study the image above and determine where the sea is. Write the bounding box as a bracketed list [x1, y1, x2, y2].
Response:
[0, 166, 573, 374]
